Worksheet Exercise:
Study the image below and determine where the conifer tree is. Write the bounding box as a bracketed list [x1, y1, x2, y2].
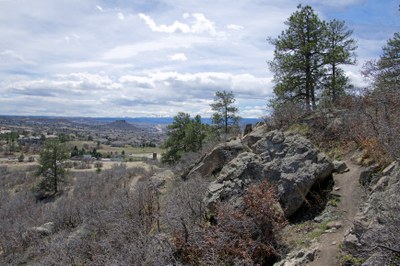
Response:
[268, 5, 326, 111]
[210, 90, 240, 134]
[161, 113, 206, 164]
[268, 5, 357, 109]
[36, 138, 69, 195]
[363, 32, 400, 91]
[323, 19, 357, 103]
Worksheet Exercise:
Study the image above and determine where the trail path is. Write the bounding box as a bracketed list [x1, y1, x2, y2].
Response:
[308, 159, 364, 266]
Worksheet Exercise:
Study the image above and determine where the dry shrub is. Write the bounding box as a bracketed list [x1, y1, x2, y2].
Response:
[267, 101, 307, 130]
[173, 180, 287, 265]
[0, 164, 168, 265]
[359, 138, 388, 165]
[342, 89, 400, 164]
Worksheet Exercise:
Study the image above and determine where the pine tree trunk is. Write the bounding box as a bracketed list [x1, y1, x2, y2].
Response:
[54, 148, 57, 194]
[306, 57, 312, 111]
[332, 64, 336, 103]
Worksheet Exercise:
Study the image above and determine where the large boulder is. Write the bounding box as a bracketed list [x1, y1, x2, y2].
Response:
[186, 138, 246, 179]
[195, 126, 334, 217]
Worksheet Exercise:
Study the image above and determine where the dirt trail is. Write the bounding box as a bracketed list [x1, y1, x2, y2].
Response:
[308, 159, 364, 266]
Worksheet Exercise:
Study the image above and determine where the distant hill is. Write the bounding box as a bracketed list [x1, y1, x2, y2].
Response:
[102, 120, 139, 130]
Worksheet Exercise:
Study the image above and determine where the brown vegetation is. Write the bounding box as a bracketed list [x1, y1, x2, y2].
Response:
[171, 180, 287, 265]
[0, 164, 172, 265]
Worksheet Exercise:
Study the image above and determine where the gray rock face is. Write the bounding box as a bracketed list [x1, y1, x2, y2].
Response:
[188, 126, 334, 217]
[186, 139, 245, 179]
[342, 162, 400, 265]
[243, 123, 253, 136]
[359, 163, 380, 186]
[273, 243, 319, 266]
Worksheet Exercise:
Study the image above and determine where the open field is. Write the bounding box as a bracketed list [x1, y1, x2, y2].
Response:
[70, 161, 155, 172]
[66, 140, 164, 155]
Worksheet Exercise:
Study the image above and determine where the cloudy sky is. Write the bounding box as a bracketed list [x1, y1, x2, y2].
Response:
[0, 0, 399, 118]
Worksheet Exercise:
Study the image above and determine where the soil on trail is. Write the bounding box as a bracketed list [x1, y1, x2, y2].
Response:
[308, 159, 364, 266]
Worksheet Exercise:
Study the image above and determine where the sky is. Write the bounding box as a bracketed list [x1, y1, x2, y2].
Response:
[0, 0, 399, 118]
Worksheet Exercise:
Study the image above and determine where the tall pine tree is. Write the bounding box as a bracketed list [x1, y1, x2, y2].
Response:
[323, 19, 357, 103]
[268, 5, 326, 111]
[36, 138, 69, 196]
[363, 32, 400, 91]
[268, 5, 357, 110]
[210, 90, 240, 134]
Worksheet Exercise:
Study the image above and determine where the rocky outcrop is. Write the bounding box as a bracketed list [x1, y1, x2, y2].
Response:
[342, 161, 400, 265]
[186, 139, 246, 179]
[273, 243, 319, 266]
[187, 125, 334, 217]
[243, 123, 253, 136]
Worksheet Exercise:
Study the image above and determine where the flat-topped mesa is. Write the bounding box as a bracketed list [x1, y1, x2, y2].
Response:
[186, 124, 334, 218]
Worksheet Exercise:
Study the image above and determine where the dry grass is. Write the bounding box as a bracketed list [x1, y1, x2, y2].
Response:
[67, 140, 163, 154]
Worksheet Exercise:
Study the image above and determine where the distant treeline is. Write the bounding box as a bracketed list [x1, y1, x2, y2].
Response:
[0, 115, 262, 126]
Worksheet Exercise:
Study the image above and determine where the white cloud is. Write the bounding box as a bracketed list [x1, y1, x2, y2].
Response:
[343, 67, 368, 88]
[190, 13, 217, 36]
[240, 105, 266, 118]
[227, 24, 244, 30]
[138, 13, 191, 33]
[65, 61, 110, 68]
[118, 75, 155, 88]
[0, 50, 34, 65]
[117, 12, 125, 20]
[0, 0, 393, 117]
[169, 53, 188, 61]
[310, 0, 365, 8]
[138, 13, 219, 36]
[63, 33, 80, 43]
[102, 36, 209, 60]
[62, 72, 120, 89]
[119, 71, 272, 98]
[103, 42, 185, 60]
